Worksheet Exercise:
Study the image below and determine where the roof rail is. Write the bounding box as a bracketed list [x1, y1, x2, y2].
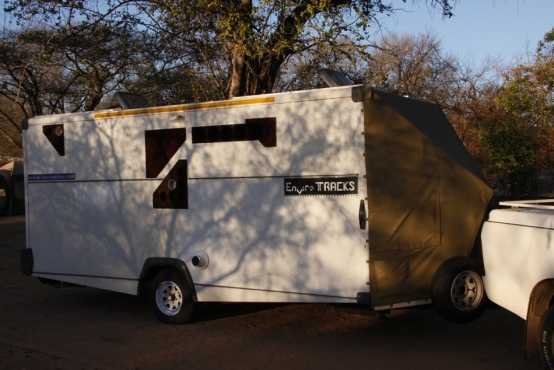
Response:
[499, 199, 554, 210]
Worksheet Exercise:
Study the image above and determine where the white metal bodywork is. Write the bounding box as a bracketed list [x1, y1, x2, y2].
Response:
[481, 200, 554, 319]
[24, 86, 369, 303]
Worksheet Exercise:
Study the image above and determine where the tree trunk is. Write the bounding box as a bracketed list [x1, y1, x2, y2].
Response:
[228, 52, 285, 98]
[84, 90, 104, 112]
[225, 0, 320, 98]
[226, 0, 253, 98]
[228, 45, 247, 98]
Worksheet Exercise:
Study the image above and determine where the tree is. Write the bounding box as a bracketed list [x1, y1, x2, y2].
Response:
[0, 23, 158, 115]
[6, 0, 455, 98]
[274, 37, 370, 92]
[0, 97, 25, 155]
[127, 64, 226, 105]
[480, 109, 541, 196]
[276, 33, 463, 106]
[0, 30, 62, 145]
[477, 28, 554, 196]
[364, 33, 458, 102]
[538, 27, 554, 59]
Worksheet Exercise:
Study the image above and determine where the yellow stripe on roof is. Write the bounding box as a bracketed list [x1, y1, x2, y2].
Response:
[93, 96, 275, 120]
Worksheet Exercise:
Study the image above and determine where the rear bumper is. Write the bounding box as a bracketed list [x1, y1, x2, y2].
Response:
[20, 248, 33, 276]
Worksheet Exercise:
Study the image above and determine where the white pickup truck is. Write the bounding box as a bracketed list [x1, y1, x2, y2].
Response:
[482, 199, 554, 369]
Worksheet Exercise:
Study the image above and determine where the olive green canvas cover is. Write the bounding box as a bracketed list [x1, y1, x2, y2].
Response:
[357, 87, 493, 307]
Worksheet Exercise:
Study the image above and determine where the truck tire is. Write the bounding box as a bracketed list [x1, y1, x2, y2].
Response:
[150, 268, 194, 324]
[432, 258, 486, 323]
[541, 306, 554, 370]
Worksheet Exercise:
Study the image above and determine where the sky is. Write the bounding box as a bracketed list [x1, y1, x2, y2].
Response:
[379, 0, 554, 65]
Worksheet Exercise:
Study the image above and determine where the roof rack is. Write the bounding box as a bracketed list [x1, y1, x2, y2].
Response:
[499, 199, 554, 210]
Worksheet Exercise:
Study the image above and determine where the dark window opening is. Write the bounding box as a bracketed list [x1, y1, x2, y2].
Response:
[153, 159, 188, 209]
[192, 117, 276, 147]
[42, 124, 65, 156]
[145, 128, 187, 178]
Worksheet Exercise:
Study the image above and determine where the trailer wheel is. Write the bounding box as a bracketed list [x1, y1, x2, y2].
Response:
[541, 307, 554, 370]
[432, 258, 486, 323]
[150, 269, 194, 324]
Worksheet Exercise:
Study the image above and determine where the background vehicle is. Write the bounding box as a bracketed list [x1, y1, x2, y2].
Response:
[482, 199, 554, 369]
[21, 85, 492, 323]
[0, 159, 25, 216]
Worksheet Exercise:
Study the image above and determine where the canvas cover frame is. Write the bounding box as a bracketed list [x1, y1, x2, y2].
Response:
[354, 86, 493, 307]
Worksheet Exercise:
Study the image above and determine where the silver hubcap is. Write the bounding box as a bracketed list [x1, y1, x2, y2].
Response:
[155, 281, 183, 316]
[450, 270, 484, 312]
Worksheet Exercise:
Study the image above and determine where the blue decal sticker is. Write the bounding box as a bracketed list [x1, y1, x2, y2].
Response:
[28, 173, 76, 182]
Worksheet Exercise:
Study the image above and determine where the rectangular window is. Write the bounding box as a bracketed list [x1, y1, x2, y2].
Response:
[192, 117, 276, 147]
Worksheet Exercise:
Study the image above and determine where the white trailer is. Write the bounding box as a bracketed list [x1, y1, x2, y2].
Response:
[482, 199, 554, 369]
[21, 85, 492, 323]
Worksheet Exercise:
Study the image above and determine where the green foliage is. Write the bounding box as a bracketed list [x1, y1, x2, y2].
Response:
[498, 63, 554, 128]
[538, 27, 554, 58]
[479, 35, 554, 196]
[480, 119, 539, 196]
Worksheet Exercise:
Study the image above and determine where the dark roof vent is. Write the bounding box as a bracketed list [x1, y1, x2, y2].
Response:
[319, 69, 353, 87]
[95, 92, 150, 110]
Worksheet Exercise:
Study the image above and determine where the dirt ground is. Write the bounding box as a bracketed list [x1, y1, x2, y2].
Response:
[0, 216, 540, 370]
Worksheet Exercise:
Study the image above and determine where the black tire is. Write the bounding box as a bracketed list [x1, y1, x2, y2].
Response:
[432, 258, 486, 323]
[150, 268, 194, 324]
[541, 307, 554, 370]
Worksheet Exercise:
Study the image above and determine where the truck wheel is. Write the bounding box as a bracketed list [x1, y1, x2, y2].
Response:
[432, 258, 486, 323]
[541, 307, 554, 370]
[151, 269, 194, 324]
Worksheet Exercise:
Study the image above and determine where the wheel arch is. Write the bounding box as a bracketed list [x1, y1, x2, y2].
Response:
[432, 255, 484, 281]
[138, 257, 197, 302]
[469, 233, 486, 275]
[525, 279, 554, 359]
